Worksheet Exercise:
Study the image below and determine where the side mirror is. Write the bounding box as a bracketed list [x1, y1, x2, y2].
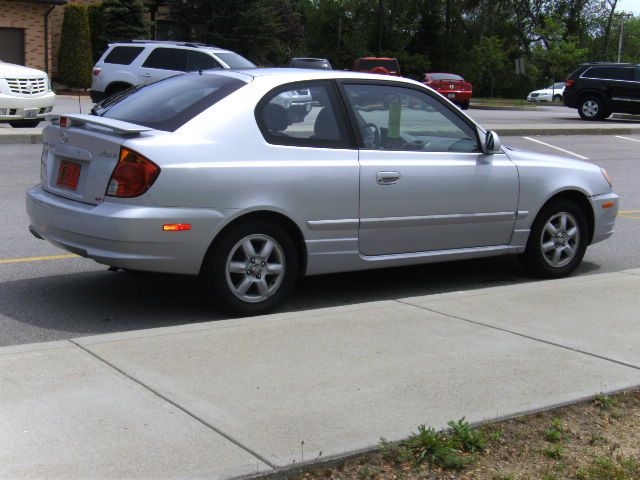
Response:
[484, 130, 502, 154]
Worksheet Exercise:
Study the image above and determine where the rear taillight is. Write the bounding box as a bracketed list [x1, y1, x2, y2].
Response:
[93, 67, 102, 76]
[565, 79, 575, 88]
[106, 147, 160, 198]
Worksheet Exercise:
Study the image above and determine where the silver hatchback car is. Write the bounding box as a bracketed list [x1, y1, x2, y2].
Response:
[27, 69, 619, 315]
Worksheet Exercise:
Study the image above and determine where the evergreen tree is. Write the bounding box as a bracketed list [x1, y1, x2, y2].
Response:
[101, 0, 148, 43]
[57, 4, 93, 88]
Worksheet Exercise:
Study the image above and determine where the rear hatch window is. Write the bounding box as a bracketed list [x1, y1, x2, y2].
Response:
[99, 72, 247, 131]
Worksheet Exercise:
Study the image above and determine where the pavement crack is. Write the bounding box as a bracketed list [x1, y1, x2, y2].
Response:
[396, 299, 640, 372]
[69, 339, 277, 470]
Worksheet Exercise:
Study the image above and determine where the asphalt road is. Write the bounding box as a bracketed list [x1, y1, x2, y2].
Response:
[1, 129, 639, 347]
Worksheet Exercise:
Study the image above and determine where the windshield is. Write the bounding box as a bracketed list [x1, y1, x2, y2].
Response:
[100, 72, 247, 131]
[214, 52, 256, 69]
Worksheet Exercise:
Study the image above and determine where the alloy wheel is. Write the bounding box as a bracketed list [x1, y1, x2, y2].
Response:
[540, 212, 580, 268]
[225, 234, 286, 303]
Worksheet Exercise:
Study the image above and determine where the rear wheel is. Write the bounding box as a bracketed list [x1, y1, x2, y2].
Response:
[578, 96, 606, 120]
[460, 100, 470, 110]
[553, 94, 562, 102]
[520, 199, 589, 278]
[202, 220, 298, 316]
[9, 120, 41, 128]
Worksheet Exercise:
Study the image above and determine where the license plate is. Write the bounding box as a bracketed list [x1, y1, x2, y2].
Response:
[447, 93, 456, 99]
[56, 160, 81, 191]
[24, 109, 38, 119]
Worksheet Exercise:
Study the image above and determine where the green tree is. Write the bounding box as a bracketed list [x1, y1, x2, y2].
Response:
[470, 36, 508, 97]
[101, 0, 148, 44]
[57, 4, 93, 88]
[87, 3, 105, 62]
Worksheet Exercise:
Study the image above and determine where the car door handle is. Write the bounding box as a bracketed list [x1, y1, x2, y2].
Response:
[376, 171, 401, 185]
[141, 73, 152, 78]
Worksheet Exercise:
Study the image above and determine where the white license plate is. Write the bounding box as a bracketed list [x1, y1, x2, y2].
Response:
[447, 93, 456, 99]
[24, 109, 38, 119]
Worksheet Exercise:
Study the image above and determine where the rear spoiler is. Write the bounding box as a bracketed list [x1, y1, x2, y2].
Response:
[45, 114, 152, 135]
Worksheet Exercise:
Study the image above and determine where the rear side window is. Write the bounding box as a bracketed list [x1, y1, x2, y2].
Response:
[584, 66, 635, 81]
[104, 46, 144, 65]
[142, 48, 188, 71]
[256, 81, 350, 149]
[101, 73, 246, 132]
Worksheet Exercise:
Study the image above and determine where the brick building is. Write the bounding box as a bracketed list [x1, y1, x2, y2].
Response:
[0, 0, 168, 77]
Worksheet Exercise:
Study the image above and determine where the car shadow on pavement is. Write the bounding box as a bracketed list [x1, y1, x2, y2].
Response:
[0, 256, 602, 346]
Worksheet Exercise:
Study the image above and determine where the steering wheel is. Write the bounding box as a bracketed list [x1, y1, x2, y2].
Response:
[361, 123, 381, 149]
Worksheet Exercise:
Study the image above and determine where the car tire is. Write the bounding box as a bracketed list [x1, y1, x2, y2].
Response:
[9, 120, 41, 128]
[460, 100, 470, 110]
[520, 199, 589, 279]
[578, 96, 606, 120]
[553, 94, 562, 102]
[202, 220, 298, 316]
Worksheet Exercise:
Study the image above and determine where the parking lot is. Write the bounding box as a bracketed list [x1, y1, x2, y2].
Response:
[1, 104, 639, 347]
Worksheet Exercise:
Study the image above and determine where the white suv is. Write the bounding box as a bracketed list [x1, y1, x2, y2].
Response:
[0, 60, 55, 128]
[90, 40, 257, 102]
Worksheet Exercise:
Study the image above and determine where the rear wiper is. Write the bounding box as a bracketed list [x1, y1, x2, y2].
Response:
[91, 84, 146, 116]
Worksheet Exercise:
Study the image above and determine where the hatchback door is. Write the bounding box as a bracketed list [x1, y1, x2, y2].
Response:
[340, 81, 519, 256]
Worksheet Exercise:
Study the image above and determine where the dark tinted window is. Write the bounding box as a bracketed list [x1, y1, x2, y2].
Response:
[214, 52, 256, 68]
[256, 81, 350, 149]
[142, 48, 188, 71]
[102, 73, 246, 132]
[104, 46, 144, 65]
[187, 51, 221, 71]
[584, 66, 635, 80]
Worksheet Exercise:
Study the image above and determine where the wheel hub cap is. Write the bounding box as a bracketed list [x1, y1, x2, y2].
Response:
[540, 212, 580, 268]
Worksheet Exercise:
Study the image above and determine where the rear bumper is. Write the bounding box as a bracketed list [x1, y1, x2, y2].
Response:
[436, 90, 472, 104]
[0, 91, 55, 120]
[26, 185, 235, 275]
[590, 192, 619, 244]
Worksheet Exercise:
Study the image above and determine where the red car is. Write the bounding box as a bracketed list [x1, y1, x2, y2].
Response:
[352, 57, 401, 76]
[421, 73, 472, 110]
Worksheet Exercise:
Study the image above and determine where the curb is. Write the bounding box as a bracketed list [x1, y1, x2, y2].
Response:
[494, 126, 640, 136]
[0, 132, 43, 145]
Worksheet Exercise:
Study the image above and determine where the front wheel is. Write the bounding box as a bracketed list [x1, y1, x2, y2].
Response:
[202, 220, 298, 316]
[520, 199, 589, 278]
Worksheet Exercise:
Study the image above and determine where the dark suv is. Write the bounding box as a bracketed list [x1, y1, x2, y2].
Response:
[563, 62, 640, 120]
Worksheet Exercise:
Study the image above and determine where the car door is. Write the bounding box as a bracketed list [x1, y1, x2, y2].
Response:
[340, 81, 519, 256]
[139, 47, 188, 85]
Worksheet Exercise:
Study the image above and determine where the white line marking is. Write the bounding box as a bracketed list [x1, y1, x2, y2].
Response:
[522, 137, 589, 160]
[615, 135, 640, 143]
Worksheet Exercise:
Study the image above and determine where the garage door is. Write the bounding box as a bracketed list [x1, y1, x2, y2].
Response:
[0, 28, 25, 65]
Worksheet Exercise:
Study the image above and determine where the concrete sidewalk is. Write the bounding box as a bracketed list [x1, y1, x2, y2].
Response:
[2, 269, 640, 479]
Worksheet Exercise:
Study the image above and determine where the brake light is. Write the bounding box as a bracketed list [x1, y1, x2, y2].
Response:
[565, 79, 575, 88]
[59, 116, 70, 128]
[106, 147, 160, 198]
[93, 67, 102, 76]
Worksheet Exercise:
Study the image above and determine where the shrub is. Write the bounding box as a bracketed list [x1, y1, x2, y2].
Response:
[57, 4, 93, 88]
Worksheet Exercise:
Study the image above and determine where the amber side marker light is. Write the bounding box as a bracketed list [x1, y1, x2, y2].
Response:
[602, 201, 616, 209]
[163, 224, 192, 232]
